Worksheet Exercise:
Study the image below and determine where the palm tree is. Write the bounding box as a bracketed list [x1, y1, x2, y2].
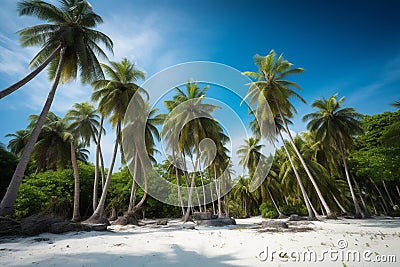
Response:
[6, 130, 30, 157]
[161, 81, 221, 221]
[66, 102, 106, 211]
[303, 94, 364, 218]
[0, 0, 112, 216]
[231, 176, 257, 217]
[237, 137, 263, 178]
[126, 104, 162, 214]
[87, 58, 145, 223]
[28, 112, 82, 221]
[243, 50, 334, 217]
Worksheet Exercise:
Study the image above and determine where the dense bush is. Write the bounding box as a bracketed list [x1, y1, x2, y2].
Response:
[259, 203, 278, 218]
[15, 162, 95, 219]
[280, 204, 308, 216]
[0, 145, 18, 199]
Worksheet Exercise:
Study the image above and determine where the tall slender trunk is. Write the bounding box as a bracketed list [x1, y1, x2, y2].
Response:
[368, 195, 378, 215]
[93, 116, 104, 211]
[279, 130, 315, 218]
[0, 45, 62, 99]
[70, 140, 81, 222]
[332, 194, 347, 214]
[86, 123, 120, 222]
[0, 47, 66, 216]
[306, 194, 319, 216]
[353, 176, 371, 218]
[267, 186, 284, 217]
[396, 185, 400, 199]
[214, 165, 223, 218]
[184, 150, 200, 222]
[382, 180, 395, 207]
[189, 153, 202, 212]
[337, 136, 362, 218]
[276, 102, 333, 217]
[199, 166, 207, 211]
[172, 150, 185, 216]
[217, 176, 222, 218]
[370, 178, 389, 215]
[128, 152, 139, 213]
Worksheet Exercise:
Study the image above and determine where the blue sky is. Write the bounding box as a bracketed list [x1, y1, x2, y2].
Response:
[1, 0, 399, 172]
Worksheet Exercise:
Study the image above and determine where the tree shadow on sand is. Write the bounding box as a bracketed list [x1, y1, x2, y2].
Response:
[9, 245, 243, 267]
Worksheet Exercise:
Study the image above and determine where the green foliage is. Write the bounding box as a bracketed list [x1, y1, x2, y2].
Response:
[259, 203, 278, 218]
[106, 167, 132, 215]
[15, 162, 95, 219]
[280, 204, 308, 216]
[0, 145, 18, 199]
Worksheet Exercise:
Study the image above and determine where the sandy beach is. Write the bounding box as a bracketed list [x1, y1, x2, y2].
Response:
[1, 217, 399, 267]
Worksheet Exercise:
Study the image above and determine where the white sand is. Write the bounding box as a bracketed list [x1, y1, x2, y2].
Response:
[1, 217, 399, 266]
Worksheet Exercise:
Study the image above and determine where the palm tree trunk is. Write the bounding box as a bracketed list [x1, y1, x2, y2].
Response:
[93, 116, 104, 211]
[128, 152, 139, 213]
[306, 194, 319, 216]
[184, 150, 200, 222]
[370, 178, 389, 215]
[276, 102, 333, 217]
[267, 186, 284, 217]
[382, 180, 395, 207]
[332, 194, 347, 214]
[353, 176, 371, 218]
[396, 185, 400, 199]
[368, 195, 378, 215]
[199, 167, 207, 211]
[86, 123, 120, 222]
[337, 137, 362, 218]
[217, 177, 222, 218]
[172, 150, 185, 216]
[0, 47, 66, 216]
[70, 140, 81, 222]
[279, 130, 315, 218]
[0, 45, 62, 99]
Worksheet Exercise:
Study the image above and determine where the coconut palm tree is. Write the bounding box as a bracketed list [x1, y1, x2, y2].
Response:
[66, 102, 106, 211]
[28, 112, 83, 221]
[162, 81, 222, 221]
[87, 58, 145, 223]
[303, 94, 364, 218]
[0, 0, 113, 216]
[6, 130, 30, 157]
[237, 137, 263, 178]
[231, 176, 257, 217]
[243, 50, 334, 217]
[126, 104, 163, 214]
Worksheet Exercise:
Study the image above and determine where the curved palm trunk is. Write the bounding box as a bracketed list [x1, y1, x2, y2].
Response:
[86, 123, 120, 222]
[370, 178, 389, 215]
[276, 102, 333, 217]
[128, 152, 139, 213]
[382, 180, 395, 207]
[93, 116, 105, 211]
[214, 165, 222, 218]
[332, 194, 348, 214]
[70, 140, 81, 222]
[337, 137, 362, 218]
[183, 151, 200, 222]
[0, 47, 66, 216]
[172, 150, 185, 216]
[353, 176, 371, 218]
[266, 186, 284, 217]
[279, 130, 315, 219]
[0, 45, 62, 99]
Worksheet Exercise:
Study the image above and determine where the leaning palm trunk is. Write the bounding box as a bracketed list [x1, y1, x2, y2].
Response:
[172, 150, 185, 216]
[369, 178, 389, 215]
[279, 130, 315, 218]
[382, 180, 395, 207]
[128, 152, 139, 213]
[0, 47, 66, 216]
[0, 45, 62, 99]
[86, 123, 120, 222]
[70, 140, 81, 222]
[337, 136, 362, 218]
[332, 194, 348, 214]
[352, 176, 371, 218]
[276, 102, 333, 217]
[183, 151, 200, 222]
[266, 186, 284, 218]
[93, 116, 105, 211]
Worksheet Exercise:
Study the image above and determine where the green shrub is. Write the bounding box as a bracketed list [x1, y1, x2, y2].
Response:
[259, 203, 278, 218]
[280, 203, 308, 216]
